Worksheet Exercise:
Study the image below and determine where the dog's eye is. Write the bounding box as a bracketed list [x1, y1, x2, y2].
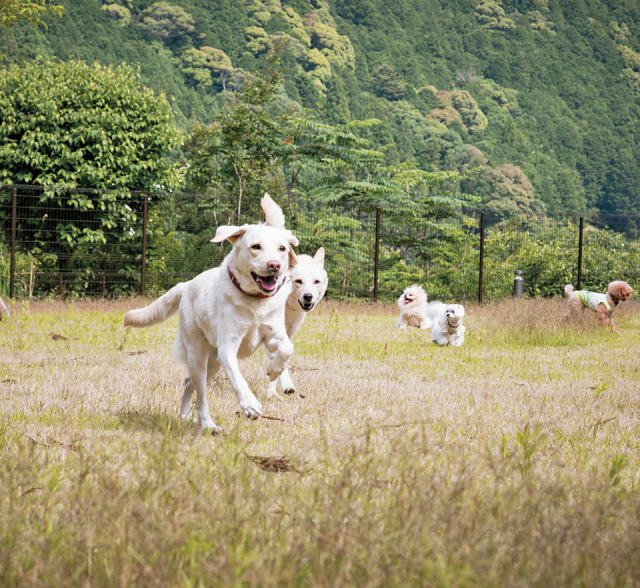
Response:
[314, 280, 321, 284]
[251, 244, 261, 250]
[279, 245, 286, 252]
[295, 279, 303, 285]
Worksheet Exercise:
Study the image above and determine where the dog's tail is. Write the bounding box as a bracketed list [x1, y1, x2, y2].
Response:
[261, 192, 286, 228]
[564, 284, 574, 296]
[123, 282, 186, 328]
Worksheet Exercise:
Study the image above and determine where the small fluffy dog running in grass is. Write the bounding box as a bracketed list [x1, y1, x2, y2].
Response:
[427, 302, 466, 346]
[123, 194, 299, 433]
[396, 285, 430, 329]
[564, 281, 633, 332]
[266, 247, 328, 399]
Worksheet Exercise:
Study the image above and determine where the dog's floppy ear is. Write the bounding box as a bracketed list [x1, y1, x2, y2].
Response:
[314, 247, 325, 267]
[289, 247, 298, 267]
[211, 225, 246, 245]
[262, 192, 286, 228]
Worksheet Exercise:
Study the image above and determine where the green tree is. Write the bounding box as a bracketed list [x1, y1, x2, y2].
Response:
[0, 58, 181, 189]
[311, 157, 480, 293]
[180, 46, 235, 88]
[184, 51, 289, 223]
[370, 63, 407, 101]
[474, 1, 515, 31]
[0, 0, 63, 28]
[0, 58, 182, 292]
[137, 2, 196, 42]
[184, 46, 379, 224]
[101, 4, 131, 27]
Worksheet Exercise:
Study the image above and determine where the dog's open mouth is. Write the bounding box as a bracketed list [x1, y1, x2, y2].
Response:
[251, 272, 279, 293]
[298, 299, 315, 311]
[404, 297, 414, 304]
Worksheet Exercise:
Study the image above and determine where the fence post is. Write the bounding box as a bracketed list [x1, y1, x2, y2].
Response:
[141, 193, 148, 297]
[513, 270, 524, 298]
[478, 211, 485, 305]
[9, 187, 16, 299]
[577, 216, 584, 290]
[373, 207, 381, 302]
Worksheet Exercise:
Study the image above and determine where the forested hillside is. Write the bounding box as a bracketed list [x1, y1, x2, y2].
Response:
[2, 0, 640, 215]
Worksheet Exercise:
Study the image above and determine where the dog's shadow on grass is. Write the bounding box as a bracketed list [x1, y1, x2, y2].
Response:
[116, 410, 193, 437]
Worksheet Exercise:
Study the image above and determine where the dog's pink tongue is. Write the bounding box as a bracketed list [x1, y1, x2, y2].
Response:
[257, 275, 277, 291]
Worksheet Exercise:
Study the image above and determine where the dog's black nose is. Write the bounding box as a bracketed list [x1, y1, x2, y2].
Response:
[303, 293, 313, 302]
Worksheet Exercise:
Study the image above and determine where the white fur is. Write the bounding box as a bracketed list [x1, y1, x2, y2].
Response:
[427, 302, 466, 347]
[266, 247, 328, 399]
[0, 296, 10, 321]
[396, 285, 430, 329]
[123, 194, 299, 432]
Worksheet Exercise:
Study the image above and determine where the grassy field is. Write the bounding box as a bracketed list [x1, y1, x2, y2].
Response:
[1, 297, 640, 587]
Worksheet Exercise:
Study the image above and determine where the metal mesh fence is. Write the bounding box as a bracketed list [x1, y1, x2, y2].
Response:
[1, 185, 639, 301]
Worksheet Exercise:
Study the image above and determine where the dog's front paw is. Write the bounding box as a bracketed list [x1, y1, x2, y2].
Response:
[240, 394, 263, 419]
[283, 386, 296, 395]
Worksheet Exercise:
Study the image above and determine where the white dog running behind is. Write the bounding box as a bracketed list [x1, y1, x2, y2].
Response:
[427, 302, 466, 346]
[123, 194, 299, 432]
[266, 247, 328, 399]
[396, 285, 430, 329]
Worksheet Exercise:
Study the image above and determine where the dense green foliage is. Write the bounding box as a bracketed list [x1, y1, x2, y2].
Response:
[2, 0, 640, 215]
[0, 59, 183, 293]
[0, 58, 182, 189]
[0, 0, 63, 28]
[1, 0, 639, 301]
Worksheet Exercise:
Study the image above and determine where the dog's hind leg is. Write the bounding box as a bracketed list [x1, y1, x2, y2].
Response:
[266, 377, 282, 400]
[563, 294, 582, 322]
[180, 359, 222, 419]
[179, 376, 195, 419]
[185, 343, 222, 432]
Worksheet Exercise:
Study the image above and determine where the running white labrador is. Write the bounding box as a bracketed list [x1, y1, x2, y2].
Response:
[123, 194, 299, 432]
[266, 247, 328, 398]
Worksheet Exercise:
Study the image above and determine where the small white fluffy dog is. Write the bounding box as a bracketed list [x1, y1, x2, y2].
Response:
[396, 285, 430, 329]
[266, 247, 328, 398]
[427, 302, 466, 346]
[123, 194, 299, 432]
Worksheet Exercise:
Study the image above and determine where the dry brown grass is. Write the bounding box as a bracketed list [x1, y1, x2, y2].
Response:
[1, 296, 640, 587]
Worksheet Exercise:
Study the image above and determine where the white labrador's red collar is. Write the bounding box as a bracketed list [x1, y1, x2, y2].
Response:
[227, 266, 285, 298]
